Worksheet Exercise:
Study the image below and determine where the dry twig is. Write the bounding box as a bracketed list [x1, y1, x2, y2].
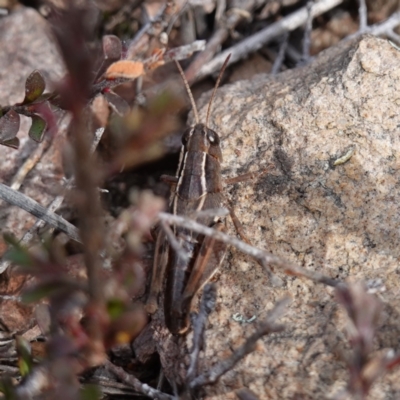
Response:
[348, 10, 400, 39]
[191, 0, 344, 82]
[160, 219, 190, 262]
[184, 2, 256, 83]
[300, 0, 315, 65]
[358, 0, 368, 33]
[271, 32, 289, 75]
[157, 211, 338, 287]
[189, 297, 289, 389]
[0, 183, 80, 244]
[186, 283, 217, 383]
[105, 359, 174, 400]
[9, 134, 53, 191]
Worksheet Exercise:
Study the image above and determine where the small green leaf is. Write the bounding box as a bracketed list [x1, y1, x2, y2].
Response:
[28, 115, 47, 142]
[3, 234, 33, 267]
[79, 384, 101, 400]
[0, 137, 20, 149]
[23, 70, 45, 104]
[107, 298, 126, 319]
[3, 233, 19, 246]
[0, 377, 17, 399]
[5, 247, 32, 267]
[16, 336, 33, 377]
[0, 110, 20, 141]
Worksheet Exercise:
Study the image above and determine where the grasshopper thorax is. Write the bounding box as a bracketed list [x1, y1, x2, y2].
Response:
[182, 123, 223, 162]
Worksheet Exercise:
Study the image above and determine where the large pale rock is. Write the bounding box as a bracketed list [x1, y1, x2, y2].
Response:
[152, 35, 400, 399]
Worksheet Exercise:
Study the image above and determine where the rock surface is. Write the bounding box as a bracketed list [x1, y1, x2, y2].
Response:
[152, 35, 400, 399]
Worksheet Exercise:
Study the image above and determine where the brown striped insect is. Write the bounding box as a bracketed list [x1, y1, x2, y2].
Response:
[146, 56, 237, 335]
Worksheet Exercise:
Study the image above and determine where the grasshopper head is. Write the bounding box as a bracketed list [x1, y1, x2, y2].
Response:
[182, 123, 223, 162]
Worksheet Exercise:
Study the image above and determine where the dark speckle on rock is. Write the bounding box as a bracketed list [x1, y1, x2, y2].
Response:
[255, 174, 289, 200]
[273, 148, 293, 175]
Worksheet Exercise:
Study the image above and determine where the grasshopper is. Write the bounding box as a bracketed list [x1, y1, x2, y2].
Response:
[147, 56, 235, 334]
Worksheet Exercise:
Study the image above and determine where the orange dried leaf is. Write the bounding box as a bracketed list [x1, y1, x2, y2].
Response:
[105, 60, 144, 80]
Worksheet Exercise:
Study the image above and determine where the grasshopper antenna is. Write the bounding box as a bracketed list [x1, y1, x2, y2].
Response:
[175, 60, 199, 124]
[206, 54, 231, 128]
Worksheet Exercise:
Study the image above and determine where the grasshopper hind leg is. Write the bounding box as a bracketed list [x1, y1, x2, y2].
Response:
[146, 228, 169, 314]
[179, 221, 228, 331]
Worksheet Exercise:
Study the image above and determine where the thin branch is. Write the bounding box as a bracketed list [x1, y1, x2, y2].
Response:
[157, 212, 339, 288]
[127, 2, 169, 57]
[104, 0, 145, 31]
[184, 4, 255, 83]
[271, 32, 289, 75]
[186, 283, 217, 382]
[90, 127, 105, 153]
[126, 1, 188, 61]
[160, 220, 190, 262]
[348, 10, 400, 39]
[189, 297, 289, 389]
[387, 31, 400, 45]
[0, 183, 80, 244]
[358, 0, 368, 34]
[105, 360, 174, 400]
[299, 1, 314, 65]
[84, 376, 138, 397]
[192, 0, 344, 82]
[10, 134, 53, 191]
[215, 0, 226, 23]
[163, 40, 206, 62]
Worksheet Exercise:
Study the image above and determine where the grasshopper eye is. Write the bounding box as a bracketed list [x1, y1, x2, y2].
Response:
[207, 130, 220, 145]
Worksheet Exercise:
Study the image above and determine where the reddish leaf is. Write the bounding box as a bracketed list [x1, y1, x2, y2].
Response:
[103, 90, 129, 116]
[28, 114, 47, 142]
[23, 70, 45, 104]
[0, 109, 20, 143]
[31, 101, 57, 135]
[103, 35, 122, 61]
[104, 60, 144, 80]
